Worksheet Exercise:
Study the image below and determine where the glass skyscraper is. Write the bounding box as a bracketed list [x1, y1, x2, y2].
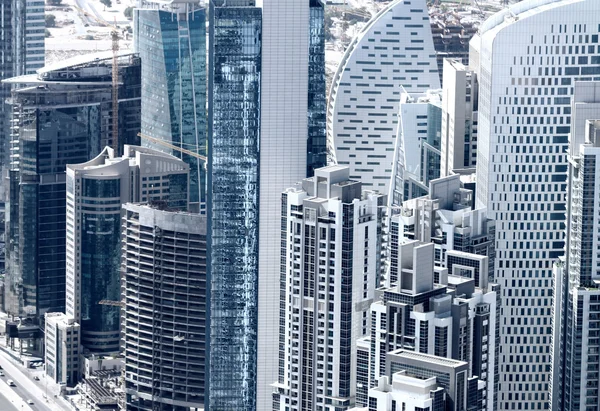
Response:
[207, 1, 326, 409]
[66, 145, 188, 354]
[4, 53, 141, 321]
[135, 0, 207, 213]
[207, 2, 262, 409]
[307, 0, 327, 177]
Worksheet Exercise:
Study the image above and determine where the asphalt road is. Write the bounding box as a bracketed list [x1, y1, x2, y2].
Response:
[0, 353, 57, 411]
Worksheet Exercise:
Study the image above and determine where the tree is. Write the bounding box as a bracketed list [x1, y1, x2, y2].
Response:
[100, 0, 111, 10]
[45, 29, 51, 38]
[45, 14, 56, 27]
[123, 6, 133, 19]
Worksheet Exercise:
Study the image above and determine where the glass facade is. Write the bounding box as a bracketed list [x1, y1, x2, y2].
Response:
[6, 108, 90, 317]
[135, 5, 207, 210]
[307, 0, 326, 177]
[4, 53, 141, 320]
[207, 4, 262, 410]
[79, 178, 122, 352]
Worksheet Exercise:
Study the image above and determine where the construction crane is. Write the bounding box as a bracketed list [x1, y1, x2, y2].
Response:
[72, 5, 121, 155]
[137, 132, 208, 162]
[99, 299, 125, 307]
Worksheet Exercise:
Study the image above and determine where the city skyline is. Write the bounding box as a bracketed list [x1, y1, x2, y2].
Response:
[0, 0, 599, 410]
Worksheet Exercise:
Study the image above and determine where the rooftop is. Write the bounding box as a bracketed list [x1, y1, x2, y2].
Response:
[390, 349, 467, 368]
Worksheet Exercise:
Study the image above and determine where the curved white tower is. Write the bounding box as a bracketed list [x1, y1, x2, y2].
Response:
[472, 0, 600, 409]
[327, 0, 440, 193]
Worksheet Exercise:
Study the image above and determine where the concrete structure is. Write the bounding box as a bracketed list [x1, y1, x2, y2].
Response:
[389, 89, 442, 206]
[135, 0, 206, 211]
[273, 166, 386, 410]
[3, 53, 141, 322]
[44, 312, 80, 387]
[441, 59, 478, 177]
[472, 0, 600, 407]
[364, 372, 446, 411]
[122, 204, 207, 410]
[393, 174, 495, 282]
[366, 240, 499, 410]
[384, 350, 484, 411]
[551, 82, 600, 410]
[66, 145, 188, 354]
[327, 0, 440, 193]
[207, 1, 326, 409]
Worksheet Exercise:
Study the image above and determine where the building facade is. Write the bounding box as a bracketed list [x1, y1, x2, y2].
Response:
[207, 1, 326, 409]
[3, 53, 141, 321]
[122, 204, 207, 410]
[393, 174, 495, 280]
[389, 89, 442, 206]
[66, 145, 188, 354]
[273, 166, 386, 410]
[472, 0, 600, 407]
[366, 240, 499, 410]
[135, 0, 206, 211]
[327, 0, 440, 193]
[207, 2, 262, 409]
[551, 82, 600, 410]
[44, 312, 80, 387]
[440, 59, 478, 177]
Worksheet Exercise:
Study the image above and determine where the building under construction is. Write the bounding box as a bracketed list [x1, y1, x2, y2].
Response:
[2, 52, 141, 347]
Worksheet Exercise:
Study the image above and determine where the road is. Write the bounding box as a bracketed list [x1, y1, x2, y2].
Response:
[0, 350, 64, 411]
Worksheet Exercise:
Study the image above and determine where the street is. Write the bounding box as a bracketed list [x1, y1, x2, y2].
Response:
[0, 349, 68, 411]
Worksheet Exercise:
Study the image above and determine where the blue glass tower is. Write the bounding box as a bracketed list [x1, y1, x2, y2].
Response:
[207, 2, 262, 409]
[307, 0, 327, 177]
[135, 0, 206, 213]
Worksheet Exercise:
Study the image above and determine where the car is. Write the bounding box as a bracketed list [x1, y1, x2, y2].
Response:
[33, 376, 39, 381]
[7, 380, 15, 387]
[26, 400, 34, 405]
[0, 371, 4, 377]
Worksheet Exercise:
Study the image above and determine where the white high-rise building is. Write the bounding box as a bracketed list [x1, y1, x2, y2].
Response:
[389, 89, 442, 205]
[472, 0, 600, 408]
[440, 59, 478, 177]
[551, 82, 600, 411]
[256, 1, 326, 409]
[327, 0, 440, 193]
[273, 166, 386, 410]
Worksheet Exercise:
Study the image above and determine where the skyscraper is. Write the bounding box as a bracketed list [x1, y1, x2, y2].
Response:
[472, 0, 600, 407]
[257, 1, 326, 408]
[66, 145, 189, 354]
[3, 53, 141, 322]
[389, 89, 442, 205]
[12, 0, 44, 75]
[121, 204, 207, 410]
[135, 0, 207, 212]
[0, 0, 44, 187]
[274, 165, 386, 410]
[207, 1, 326, 408]
[207, 2, 262, 409]
[440, 59, 478, 177]
[550, 82, 600, 410]
[327, 0, 440, 193]
[367, 240, 499, 410]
